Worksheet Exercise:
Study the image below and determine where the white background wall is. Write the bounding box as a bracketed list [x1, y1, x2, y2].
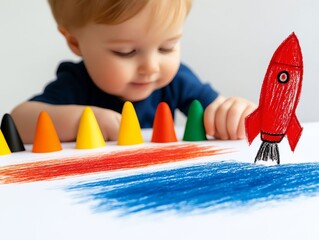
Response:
[1, 0, 318, 123]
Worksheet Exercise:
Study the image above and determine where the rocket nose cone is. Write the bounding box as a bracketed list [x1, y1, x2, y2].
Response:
[271, 32, 303, 68]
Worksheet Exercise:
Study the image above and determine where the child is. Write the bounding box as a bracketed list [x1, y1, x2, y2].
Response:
[11, 0, 255, 143]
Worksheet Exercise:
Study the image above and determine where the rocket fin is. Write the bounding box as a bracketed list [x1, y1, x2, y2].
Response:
[286, 114, 303, 151]
[245, 108, 261, 145]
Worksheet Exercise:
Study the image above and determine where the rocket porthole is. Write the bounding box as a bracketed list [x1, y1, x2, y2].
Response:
[277, 71, 289, 83]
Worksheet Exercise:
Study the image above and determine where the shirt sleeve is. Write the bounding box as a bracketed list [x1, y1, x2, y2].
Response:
[30, 62, 90, 105]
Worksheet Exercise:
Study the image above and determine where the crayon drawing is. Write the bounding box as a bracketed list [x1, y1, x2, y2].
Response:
[67, 161, 319, 216]
[1, 124, 319, 239]
[245, 33, 303, 164]
[0, 144, 227, 184]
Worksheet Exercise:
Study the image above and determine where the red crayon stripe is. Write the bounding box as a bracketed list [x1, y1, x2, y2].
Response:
[0, 144, 229, 184]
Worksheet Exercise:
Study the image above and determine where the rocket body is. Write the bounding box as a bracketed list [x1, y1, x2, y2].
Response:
[245, 33, 303, 152]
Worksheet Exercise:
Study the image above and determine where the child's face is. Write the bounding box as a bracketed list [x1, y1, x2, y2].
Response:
[70, 3, 184, 102]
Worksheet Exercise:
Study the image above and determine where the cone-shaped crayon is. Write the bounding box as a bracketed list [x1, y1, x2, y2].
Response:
[1, 113, 25, 152]
[32, 111, 62, 153]
[118, 101, 143, 145]
[76, 107, 106, 149]
[151, 102, 177, 143]
[183, 100, 207, 141]
[0, 129, 11, 156]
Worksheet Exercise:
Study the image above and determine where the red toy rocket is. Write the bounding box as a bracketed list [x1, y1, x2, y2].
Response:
[245, 32, 303, 164]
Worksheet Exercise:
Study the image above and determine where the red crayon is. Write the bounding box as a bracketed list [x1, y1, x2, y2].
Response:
[245, 33, 303, 164]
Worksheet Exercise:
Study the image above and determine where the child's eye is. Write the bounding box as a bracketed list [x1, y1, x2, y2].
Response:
[111, 50, 136, 57]
[159, 47, 175, 54]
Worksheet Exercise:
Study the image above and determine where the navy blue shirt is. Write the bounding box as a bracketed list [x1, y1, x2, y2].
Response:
[30, 61, 218, 128]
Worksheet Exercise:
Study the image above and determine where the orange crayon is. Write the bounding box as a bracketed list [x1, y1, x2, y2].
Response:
[32, 111, 62, 153]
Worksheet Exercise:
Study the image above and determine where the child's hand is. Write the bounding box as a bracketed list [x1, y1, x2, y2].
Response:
[92, 107, 121, 141]
[204, 96, 256, 140]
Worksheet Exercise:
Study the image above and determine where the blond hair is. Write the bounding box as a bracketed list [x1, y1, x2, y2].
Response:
[48, 0, 192, 29]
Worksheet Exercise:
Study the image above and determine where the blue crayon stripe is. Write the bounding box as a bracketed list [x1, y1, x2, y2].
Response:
[67, 161, 319, 216]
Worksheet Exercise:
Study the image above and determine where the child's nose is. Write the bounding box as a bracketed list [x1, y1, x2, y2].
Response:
[138, 54, 160, 75]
